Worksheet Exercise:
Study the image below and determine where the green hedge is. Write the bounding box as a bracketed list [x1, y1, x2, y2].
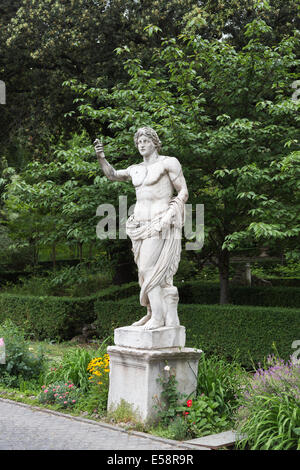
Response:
[95, 280, 300, 309]
[93, 300, 300, 369]
[0, 283, 140, 340]
[0, 289, 299, 368]
[0, 294, 95, 341]
[177, 280, 300, 309]
[91, 282, 139, 300]
[265, 277, 300, 287]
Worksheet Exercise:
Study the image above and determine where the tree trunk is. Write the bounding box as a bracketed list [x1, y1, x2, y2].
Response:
[218, 249, 230, 304]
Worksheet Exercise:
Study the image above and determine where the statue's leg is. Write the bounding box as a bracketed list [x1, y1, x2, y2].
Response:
[135, 237, 165, 330]
[131, 304, 151, 326]
[163, 286, 180, 327]
[143, 286, 165, 330]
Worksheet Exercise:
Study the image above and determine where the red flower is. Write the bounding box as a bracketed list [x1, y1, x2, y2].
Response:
[186, 399, 193, 408]
[185, 412, 189, 415]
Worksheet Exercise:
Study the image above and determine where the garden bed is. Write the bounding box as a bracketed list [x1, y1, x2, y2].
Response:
[0, 322, 299, 450]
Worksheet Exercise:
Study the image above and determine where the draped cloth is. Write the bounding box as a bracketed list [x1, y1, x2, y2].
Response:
[126, 197, 185, 309]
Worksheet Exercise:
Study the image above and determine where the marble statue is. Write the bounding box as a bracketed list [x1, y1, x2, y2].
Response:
[94, 127, 188, 330]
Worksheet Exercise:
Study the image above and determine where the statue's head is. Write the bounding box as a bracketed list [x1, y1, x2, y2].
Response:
[134, 127, 162, 152]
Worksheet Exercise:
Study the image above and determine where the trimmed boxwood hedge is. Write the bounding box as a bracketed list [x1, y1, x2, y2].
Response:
[0, 283, 140, 341]
[93, 300, 300, 369]
[177, 280, 300, 308]
[0, 294, 95, 341]
[0, 279, 299, 368]
[85, 280, 300, 308]
[265, 277, 300, 287]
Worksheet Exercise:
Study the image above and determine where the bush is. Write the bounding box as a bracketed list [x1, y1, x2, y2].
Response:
[0, 280, 299, 365]
[1, 264, 113, 297]
[0, 294, 95, 341]
[0, 319, 45, 387]
[177, 280, 300, 309]
[38, 381, 81, 409]
[184, 395, 230, 437]
[265, 278, 300, 287]
[93, 300, 300, 369]
[196, 353, 247, 417]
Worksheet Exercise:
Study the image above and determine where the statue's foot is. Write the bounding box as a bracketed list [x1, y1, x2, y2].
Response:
[143, 318, 164, 330]
[131, 314, 151, 327]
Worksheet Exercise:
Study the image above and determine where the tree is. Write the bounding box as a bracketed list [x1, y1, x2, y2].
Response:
[223, 150, 300, 258]
[0, 0, 198, 161]
[187, 0, 300, 48]
[2, 132, 137, 276]
[64, 15, 299, 303]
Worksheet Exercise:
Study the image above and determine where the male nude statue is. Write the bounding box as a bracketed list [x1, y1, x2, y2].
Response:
[94, 127, 188, 330]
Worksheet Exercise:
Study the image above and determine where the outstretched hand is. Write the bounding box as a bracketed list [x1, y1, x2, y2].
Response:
[94, 139, 105, 159]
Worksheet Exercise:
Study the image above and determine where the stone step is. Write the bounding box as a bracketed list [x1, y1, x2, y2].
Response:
[186, 430, 242, 449]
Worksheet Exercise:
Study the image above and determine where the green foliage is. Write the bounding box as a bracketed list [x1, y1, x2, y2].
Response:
[0, 278, 299, 367]
[107, 399, 142, 425]
[0, 293, 95, 341]
[178, 280, 300, 308]
[273, 261, 300, 278]
[235, 356, 300, 450]
[3, 264, 113, 297]
[93, 278, 300, 308]
[154, 366, 186, 427]
[196, 353, 247, 417]
[184, 395, 230, 437]
[0, 319, 46, 387]
[93, 300, 300, 368]
[64, 17, 299, 302]
[44, 347, 94, 392]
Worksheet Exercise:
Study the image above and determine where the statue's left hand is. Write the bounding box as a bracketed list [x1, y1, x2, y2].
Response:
[159, 211, 173, 231]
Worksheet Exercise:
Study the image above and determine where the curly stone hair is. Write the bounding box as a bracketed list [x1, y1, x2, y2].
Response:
[134, 127, 162, 151]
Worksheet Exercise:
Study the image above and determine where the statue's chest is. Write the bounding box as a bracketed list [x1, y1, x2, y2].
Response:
[131, 162, 166, 187]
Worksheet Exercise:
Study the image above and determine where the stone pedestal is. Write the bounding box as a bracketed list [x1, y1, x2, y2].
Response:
[114, 325, 186, 349]
[107, 326, 202, 423]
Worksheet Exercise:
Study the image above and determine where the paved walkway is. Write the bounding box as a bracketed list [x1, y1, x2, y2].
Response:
[0, 398, 206, 451]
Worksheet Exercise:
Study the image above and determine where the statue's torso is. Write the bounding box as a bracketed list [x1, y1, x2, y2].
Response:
[129, 157, 173, 221]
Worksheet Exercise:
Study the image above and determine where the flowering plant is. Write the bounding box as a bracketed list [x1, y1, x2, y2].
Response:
[154, 365, 186, 426]
[244, 354, 300, 401]
[183, 395, 229, 437]
[235, 355, 300, 450]
[86, 354, 110, 413]
[87, 354, 110, 386]
[38, 381, 80, 408]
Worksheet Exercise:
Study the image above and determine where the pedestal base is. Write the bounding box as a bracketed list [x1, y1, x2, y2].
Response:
[114, 325, 186, 349]
[107, 345, 202, 423]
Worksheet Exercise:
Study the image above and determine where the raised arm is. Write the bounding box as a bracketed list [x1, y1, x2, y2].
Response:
[94, 139, 131, 182]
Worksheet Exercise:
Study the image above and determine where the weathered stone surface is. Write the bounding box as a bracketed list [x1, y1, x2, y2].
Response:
[114, 325, 186, 349]
[94, 127, 188, 330]
[186, 430, 240, 449]
[107, 345, 202, 423]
